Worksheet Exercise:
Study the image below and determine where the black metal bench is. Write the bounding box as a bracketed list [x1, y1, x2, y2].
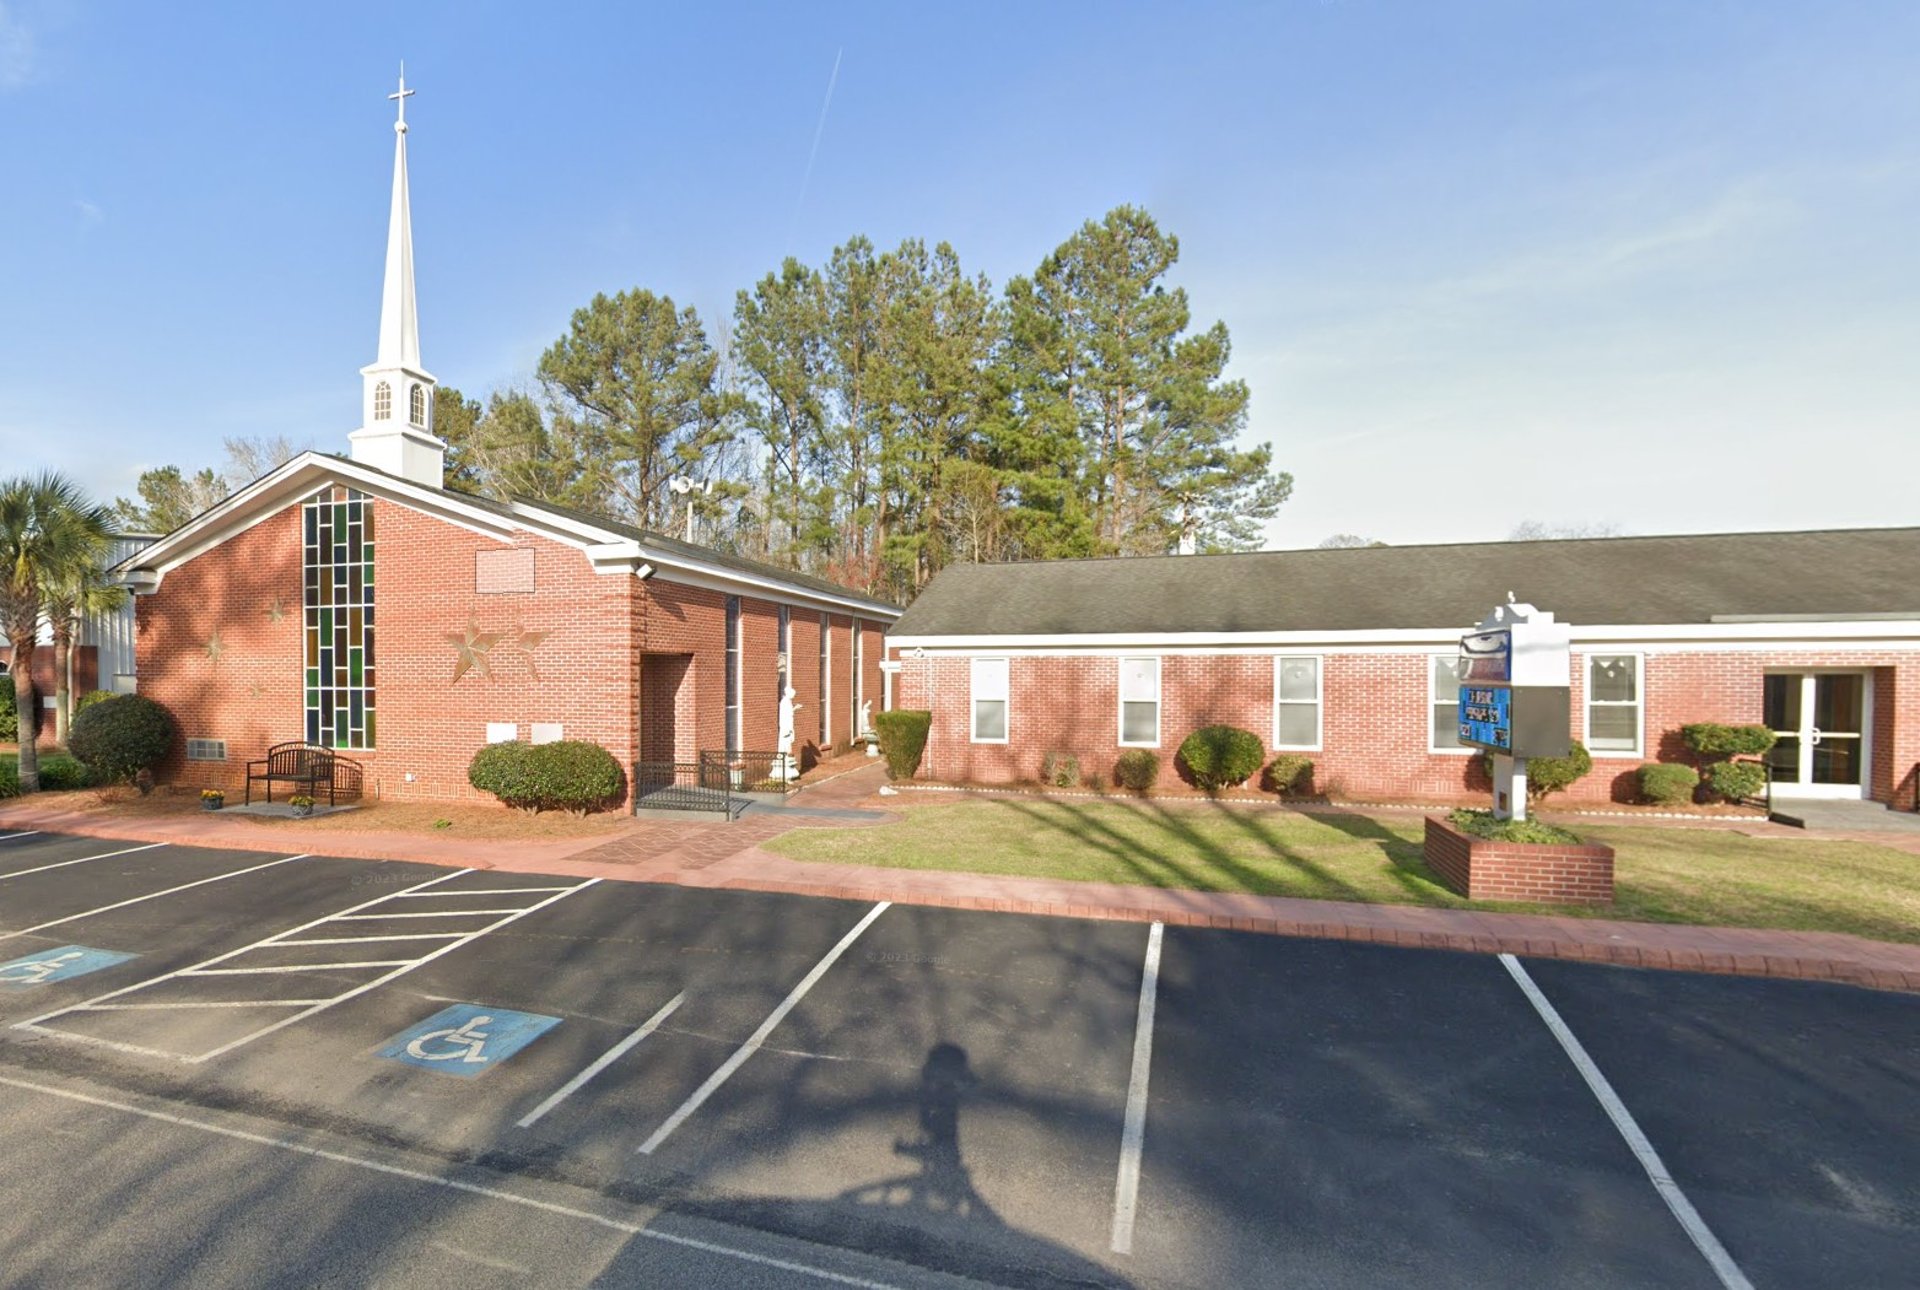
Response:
[245, 742, 342, 806]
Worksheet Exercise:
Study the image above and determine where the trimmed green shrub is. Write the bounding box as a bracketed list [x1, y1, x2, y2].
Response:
[1448, 808, 1583, 846]
[468, 740, 623, 813]
[1703, 758, 1767, 804]
[1637, 762, 1699, 806]
[1264, 753, 1314, 795]
[1681, 723, 1777, 759]
[873, 710, 932, 781]
[1041, 751, 1080, 788]
[36, 755, 91, 791]
[69, 693, 175, 785]
[0, 759, 17, 799]
[0, 675, 16, 743]
[1177, 724, 1265, 791]
[75, 690, 120, 715]
[1482, 739, 1593, 803]
[1114, 748, 1160, 792]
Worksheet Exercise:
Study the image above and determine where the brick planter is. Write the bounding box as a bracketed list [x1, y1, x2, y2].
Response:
[1423, 815, 1615, 906]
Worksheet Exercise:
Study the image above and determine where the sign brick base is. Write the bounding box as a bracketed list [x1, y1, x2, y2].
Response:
[1423, 815, 1615, 906]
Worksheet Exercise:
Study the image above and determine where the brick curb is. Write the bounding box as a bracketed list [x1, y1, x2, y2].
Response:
[7, 798, 1917, 996]
[688, 871, 1920, 994]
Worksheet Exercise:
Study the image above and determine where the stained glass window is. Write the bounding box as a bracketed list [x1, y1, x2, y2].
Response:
[303, 486, 375, 749]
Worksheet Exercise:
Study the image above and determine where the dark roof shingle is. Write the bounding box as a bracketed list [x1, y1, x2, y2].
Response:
[887, 527, 1920, 637]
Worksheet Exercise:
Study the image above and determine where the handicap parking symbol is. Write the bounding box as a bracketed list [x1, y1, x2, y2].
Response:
[0, 945, 138, 988]
[376, 1004, 560, 1077]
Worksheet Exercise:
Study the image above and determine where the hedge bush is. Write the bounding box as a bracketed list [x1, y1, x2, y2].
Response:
[1681, 723, 1777, 758]
[1264, 753, 1314, 795]
[1703, 758, 1768, 804]
[1177, 724, 1265, 791]
[75, 690, 120, 715]
[1638, 762, 1699, 805]
[36, 755, 91, 791]
[0, 675, 15, 743]
[69, 693, 175, 784]
[1114, 748, 1160, 792]
[1041, 751, 1080, 788]
[0, 760, 17, 799]
[1448, 808, 1583, 846]
[873, 710, 932, 781]
[467, 740, 623, 813]
[1482, 739, 1593, 803]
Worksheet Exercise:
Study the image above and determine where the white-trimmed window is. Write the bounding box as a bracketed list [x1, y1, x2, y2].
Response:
[971, 656, 1009, 743]
[1430, 655, 1469, 753]
[1586, 654, 1642, 756]
[1273, 656, 1321, 750]
[1119, 657, 1161, 747]
[409, 382, 427, 428]
[373, 381, 391, 421]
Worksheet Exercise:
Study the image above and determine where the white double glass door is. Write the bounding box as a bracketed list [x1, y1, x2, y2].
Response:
[1764, 672, 1869, 799]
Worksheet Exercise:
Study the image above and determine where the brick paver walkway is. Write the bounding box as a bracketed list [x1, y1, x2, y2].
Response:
[5, 760, 1917, 992]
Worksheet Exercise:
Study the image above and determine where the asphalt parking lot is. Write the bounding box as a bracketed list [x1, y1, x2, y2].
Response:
[0, 829, 1914, 1288]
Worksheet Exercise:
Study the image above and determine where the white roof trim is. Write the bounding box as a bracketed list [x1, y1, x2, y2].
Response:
[113, 452, 901, 617]
[885, 620, 1920, 652]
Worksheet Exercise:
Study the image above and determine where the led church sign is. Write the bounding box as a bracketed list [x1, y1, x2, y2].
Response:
[1458, 599, 1572, 820]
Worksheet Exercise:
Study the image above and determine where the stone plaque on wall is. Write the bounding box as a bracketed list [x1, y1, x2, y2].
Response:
[475, 548, 536, 595]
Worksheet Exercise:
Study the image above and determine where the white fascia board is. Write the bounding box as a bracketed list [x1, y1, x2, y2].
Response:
[886, 620, 1920, 655]
[116, 454, 542, 592]
[504, 499, 900, 618]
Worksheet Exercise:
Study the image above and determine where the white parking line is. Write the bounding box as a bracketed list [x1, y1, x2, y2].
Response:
[184, 960, 414, 976]
[1499, 955, 1754, 1290]
[0, 831, 43, 842]
[396, 886, 575, 898]
[518, 993, 686, 1130]
[0, 841, 168, 883]
[0, 854, 309, 942]
[333, 909, 529, 920]
[14, 868, 598, 1062]
[1110, 921, 1163, 1256]
[275, 932, 467, 946]
[0, 1074, 903, 1289]
[637, 902, 890, 1156]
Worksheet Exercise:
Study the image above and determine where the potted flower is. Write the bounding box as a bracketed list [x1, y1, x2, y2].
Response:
[200, 789, 225, 812]
[288, 794, 316, 819]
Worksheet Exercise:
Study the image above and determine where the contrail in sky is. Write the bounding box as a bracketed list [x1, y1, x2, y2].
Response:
[792, 47, 843, 235]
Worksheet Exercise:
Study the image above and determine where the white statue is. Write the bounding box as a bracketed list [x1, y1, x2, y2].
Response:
[776, 686, 802, 781]
[860, 699, 878, 756]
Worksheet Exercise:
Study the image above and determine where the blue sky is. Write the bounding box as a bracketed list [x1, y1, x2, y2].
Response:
[2, 1, 1916, 548]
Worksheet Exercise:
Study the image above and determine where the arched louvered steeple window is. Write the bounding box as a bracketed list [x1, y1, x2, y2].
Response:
[373, 381, 391, 421]
[409, 383, 426, 427]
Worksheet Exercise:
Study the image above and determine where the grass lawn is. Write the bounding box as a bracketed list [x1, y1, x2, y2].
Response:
[767, 797, 1920, 944]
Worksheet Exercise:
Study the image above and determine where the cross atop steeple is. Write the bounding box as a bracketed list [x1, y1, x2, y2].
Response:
[389, 64, 414, 132]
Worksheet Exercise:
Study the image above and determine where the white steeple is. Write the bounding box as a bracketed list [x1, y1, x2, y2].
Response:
[348, 65, 445, 488]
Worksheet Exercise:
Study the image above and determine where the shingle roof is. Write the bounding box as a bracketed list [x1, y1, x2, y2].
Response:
[886, 527, 1920, 637]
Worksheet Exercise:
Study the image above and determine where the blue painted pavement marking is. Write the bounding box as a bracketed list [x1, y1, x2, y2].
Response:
[0, 945, 139, 988]
[376, 1004, 561, 1077]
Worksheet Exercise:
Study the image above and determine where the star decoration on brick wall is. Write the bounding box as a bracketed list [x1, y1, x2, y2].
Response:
[264, 595, 287, 624]
[500, 627, 549, 682]
[445, 619, 503, 683]
[205, 629, 224, 664]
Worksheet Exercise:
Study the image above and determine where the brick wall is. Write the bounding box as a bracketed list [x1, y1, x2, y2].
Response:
[0, 645, 99, 742]
[891, 646, 1920, 805]
[140, 499, 640, 802]
[1424, 815, 1615, 905]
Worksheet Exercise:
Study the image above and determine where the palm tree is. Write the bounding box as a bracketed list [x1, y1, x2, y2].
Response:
[0, 474, 115, 792]
[45, 558, 129, 747]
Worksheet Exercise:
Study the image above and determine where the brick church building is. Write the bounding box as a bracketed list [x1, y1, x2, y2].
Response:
[116, 75, 897, 804]
[885, 529, 1920, 808]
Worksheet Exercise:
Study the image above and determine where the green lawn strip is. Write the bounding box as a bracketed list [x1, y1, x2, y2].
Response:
[767, 798, 1920, 944]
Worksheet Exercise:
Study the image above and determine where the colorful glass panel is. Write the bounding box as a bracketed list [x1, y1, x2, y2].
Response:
[303, 485, 375, 749]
